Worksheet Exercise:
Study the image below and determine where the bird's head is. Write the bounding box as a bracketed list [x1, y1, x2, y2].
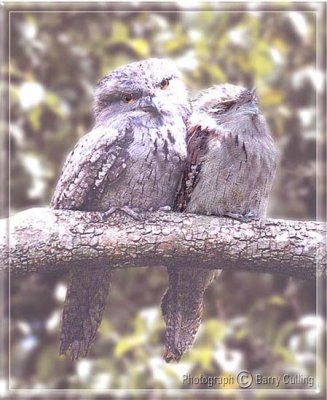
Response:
[94, 58, 190, 125]
[188, 84, 259, 132]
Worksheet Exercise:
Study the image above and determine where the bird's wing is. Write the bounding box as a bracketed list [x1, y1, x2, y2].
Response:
[51, 119, 133, 210]
[174, 126, 216, 211]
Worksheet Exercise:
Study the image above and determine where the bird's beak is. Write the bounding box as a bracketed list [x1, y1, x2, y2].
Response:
[140, 95, 160, 114]
[250, 87, 258, 102]
[250, 104, 260, 115]
[250, 88, 259, 114]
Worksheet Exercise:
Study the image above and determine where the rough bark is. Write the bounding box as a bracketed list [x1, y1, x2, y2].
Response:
[0, 208, 325, 279]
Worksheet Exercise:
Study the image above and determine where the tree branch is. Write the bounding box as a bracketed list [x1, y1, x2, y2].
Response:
[0, 208, 325, 279]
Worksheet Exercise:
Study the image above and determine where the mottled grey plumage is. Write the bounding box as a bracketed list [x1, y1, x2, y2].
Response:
[51, 58, 190, 359]
[162, 83, 277, 362]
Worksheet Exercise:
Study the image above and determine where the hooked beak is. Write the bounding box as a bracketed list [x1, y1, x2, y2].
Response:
[139, 95, 160, 114]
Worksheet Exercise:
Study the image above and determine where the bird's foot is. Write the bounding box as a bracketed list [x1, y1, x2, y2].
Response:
[164, 346, 181, 363]
[119, 205, 145, 221]
[158, 205, 172, 212]
[101, 206, 118, 221]
[102, 206, 145, 222]
[148, 205, 172, 212]
[225, 210, 259, 223]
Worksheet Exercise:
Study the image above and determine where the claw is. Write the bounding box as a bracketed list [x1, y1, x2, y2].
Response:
[101, 206, 145, 221]
[119, 206, 145, 221]
[158, 205, 172, 212]
[101, 206, 118, 221]
[225, 211, 259, 223]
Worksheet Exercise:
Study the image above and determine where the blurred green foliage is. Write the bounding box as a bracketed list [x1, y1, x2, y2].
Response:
[5, 2, 325, 397]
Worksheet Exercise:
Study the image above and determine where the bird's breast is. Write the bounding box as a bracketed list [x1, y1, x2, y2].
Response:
[97, 120, 187, 211]
[186, 131, 276, 217]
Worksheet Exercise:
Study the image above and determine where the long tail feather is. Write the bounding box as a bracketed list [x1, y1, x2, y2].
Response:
[59, 266, 111, 360]
[161, 267, 218, 362]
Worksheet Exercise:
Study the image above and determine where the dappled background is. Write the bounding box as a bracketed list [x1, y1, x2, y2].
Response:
[5, 2, 326, 396]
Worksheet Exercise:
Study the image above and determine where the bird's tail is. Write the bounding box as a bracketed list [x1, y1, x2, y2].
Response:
[59, 266, 111, 360]
[161, 267, 218, 362]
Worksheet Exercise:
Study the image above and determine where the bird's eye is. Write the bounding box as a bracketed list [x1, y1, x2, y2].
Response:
[160, 78, 170, 90]
[122, 93, 134, 103]
[215, 100, 236, 114]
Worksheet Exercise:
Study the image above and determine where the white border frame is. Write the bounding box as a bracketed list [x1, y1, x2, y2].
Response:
[4, 2, 326, 398]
